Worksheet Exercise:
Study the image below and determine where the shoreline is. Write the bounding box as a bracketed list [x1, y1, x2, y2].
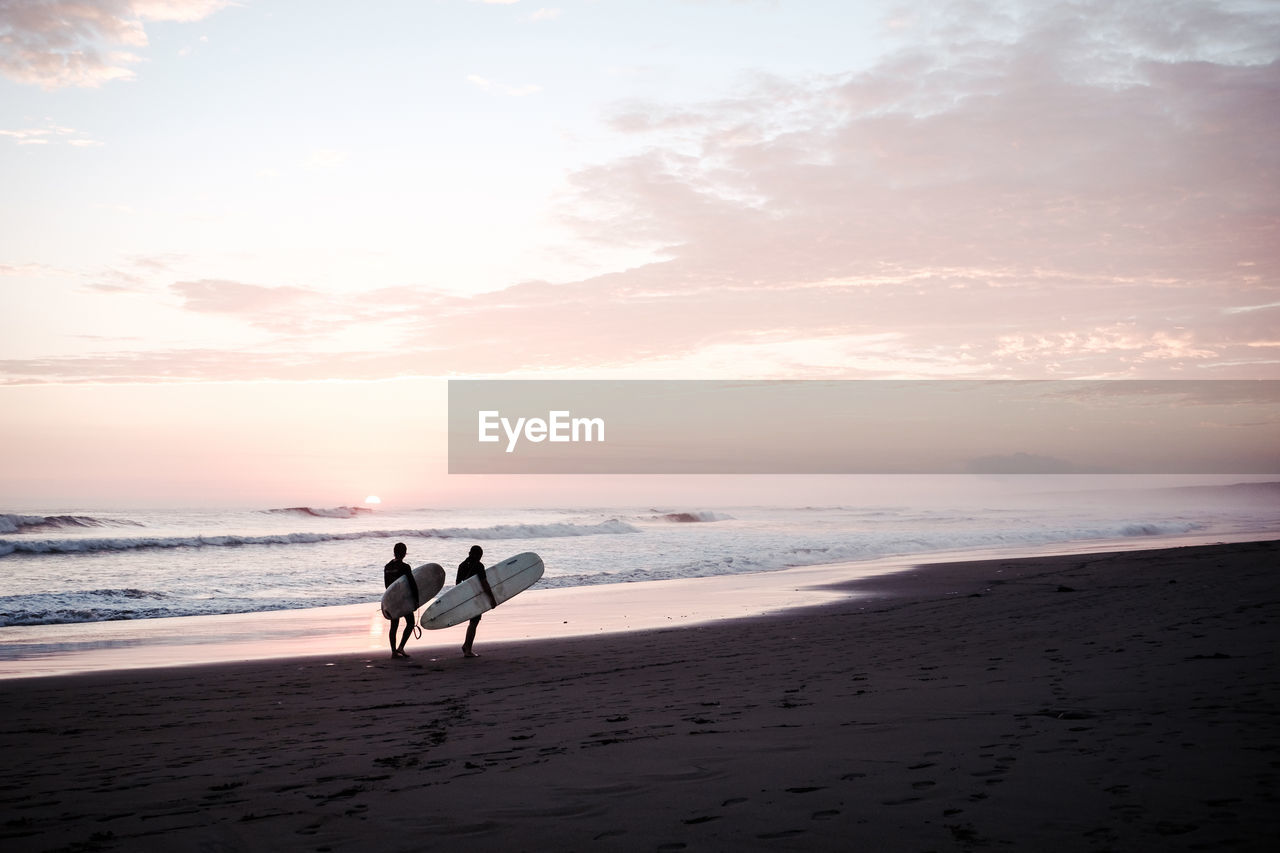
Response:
[1, 538, 1277, 850]
[1, 529, 1272, 680]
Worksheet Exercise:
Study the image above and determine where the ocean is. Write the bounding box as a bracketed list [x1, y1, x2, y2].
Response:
[2, 483, 1277, 629]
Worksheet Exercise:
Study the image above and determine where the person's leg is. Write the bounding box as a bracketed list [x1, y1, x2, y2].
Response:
[397, 615, 414, 656]
[389, 618, 400, 657]
[462, 614, 481, 657]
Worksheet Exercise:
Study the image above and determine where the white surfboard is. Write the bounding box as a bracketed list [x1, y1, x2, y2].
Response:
[381, 563, 447, 620]
[422, 552, 544, 630]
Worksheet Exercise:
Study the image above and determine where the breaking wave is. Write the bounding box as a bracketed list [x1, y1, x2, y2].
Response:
[651, 510, 733, 523]
[0, 588, 170, 626]
[0, 513, 145, 534]
[264, 506, 374, 519]
[0, 519, 639, 557]
[1121, 522, 1182, 536]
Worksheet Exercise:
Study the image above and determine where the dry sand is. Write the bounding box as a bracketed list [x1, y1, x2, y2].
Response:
[1, 539, 1277, 852]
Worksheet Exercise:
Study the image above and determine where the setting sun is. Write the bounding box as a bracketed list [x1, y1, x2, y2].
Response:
[364, 495, 381, 505]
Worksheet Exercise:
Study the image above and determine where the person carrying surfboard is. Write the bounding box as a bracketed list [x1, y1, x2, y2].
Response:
[457, 545, 498, 658]
[384, 542, 420, 658]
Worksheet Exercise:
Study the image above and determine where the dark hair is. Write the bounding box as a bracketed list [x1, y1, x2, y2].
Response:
[394, 542, 407, 558]
[469, 545, 483, 558]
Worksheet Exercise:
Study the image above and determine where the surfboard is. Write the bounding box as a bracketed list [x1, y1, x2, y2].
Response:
[381, 562, 447, 620]
[422, 552, 544, 630]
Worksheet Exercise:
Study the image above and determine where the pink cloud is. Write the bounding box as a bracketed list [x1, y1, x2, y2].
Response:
[3, 0, 1277, 383]
[167, 280, 425, 338]
[0, 0, 230, 88]
[171, 280, 315, 315]
[7, 264, 1277, 384]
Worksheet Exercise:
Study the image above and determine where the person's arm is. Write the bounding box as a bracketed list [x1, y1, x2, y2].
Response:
[477, 567, 498, 609]
[405, 566, 421, 609]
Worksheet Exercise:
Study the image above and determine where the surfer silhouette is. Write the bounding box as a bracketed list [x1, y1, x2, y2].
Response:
[457, 544, 498, 658]
[384, 542, 420, 659]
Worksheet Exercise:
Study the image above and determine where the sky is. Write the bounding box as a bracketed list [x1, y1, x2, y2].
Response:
[1, 0, 1278, 507]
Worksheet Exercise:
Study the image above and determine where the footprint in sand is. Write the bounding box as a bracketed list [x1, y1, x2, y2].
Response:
[592, 829, 626, 841]
[882, 796, 922, 806]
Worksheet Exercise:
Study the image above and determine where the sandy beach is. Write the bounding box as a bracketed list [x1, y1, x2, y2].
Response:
[2, 539, 1278, 852]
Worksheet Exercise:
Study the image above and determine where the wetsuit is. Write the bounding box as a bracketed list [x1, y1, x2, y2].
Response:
[385, 557, 420, 607]
[456, 554, 485, 586]
[457, 553, 494, 655]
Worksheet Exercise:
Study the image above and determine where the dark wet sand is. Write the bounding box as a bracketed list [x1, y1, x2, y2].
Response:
[1, 540, 1278, 851]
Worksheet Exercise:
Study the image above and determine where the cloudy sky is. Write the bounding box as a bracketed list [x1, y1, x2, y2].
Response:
[1, 0, 1277, 506]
